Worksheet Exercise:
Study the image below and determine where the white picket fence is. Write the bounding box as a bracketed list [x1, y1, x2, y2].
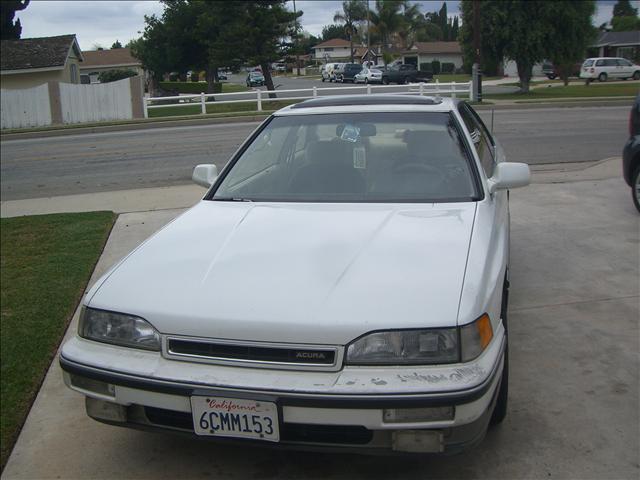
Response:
[59, 79, 132, 124]
[143, 80, 472, 118]
[1, 84, 52, 129]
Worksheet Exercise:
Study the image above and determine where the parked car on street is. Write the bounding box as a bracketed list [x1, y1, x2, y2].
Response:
[382, 64, 433, 84]
[623, 94, 640, 212]
[542, 61, 581, 80]
[338, 63, 364, 83]
[246, 71, 265, 87]
[217, 71, 228, 81]
[321, 63, 338, 82]
[60, 94, 530, 455]
[330, 63, 346, 82]
[580, 57, 640, 82]
[272, 63, 286, 72]
[354, 67, 383, 84]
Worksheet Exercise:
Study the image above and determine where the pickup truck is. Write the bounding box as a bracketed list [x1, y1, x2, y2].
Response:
[381, 64, 433, 84]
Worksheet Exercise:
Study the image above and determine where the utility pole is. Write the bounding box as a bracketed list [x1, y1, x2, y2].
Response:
[472, 0, 482, 102]
[293, 0, 300, 76]
[367, 0, 370, 63]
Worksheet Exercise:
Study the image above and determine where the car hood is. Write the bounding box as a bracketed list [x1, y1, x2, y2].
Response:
[88, 201, 477, 345]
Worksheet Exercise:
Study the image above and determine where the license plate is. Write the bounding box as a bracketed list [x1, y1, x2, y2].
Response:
[190, 396, 279, 442]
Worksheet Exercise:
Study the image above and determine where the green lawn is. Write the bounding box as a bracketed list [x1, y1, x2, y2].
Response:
[148, 99, 299, 118]
[485, 82, 639, 100]
[0, 212, 116, 470]
[221, 83, 250, 93]
[433, 74, 501, 83]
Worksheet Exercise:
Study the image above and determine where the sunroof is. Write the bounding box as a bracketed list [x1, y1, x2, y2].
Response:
[290, 95, 444, 109]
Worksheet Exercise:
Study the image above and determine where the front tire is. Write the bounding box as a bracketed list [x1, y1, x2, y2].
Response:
[632, 166, 640, 213]
[598, 72, 607, 82]
[382, 76, 389, 85]
[633, 71, 640, 80]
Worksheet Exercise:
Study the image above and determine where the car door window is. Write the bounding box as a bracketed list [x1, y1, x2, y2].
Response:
[458, 103, 495, 177]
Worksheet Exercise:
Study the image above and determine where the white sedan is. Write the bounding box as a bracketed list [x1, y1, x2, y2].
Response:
[354, 67, 383, 84]
[60, 95, 530, 454]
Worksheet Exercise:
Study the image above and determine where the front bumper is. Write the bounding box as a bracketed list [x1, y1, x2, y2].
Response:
[60, 327, 505, 454]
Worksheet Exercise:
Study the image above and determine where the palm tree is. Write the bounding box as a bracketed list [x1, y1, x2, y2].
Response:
[398, 0, 422, 49]
[334, 0, 367, 63]
[369, 0, 405, 64]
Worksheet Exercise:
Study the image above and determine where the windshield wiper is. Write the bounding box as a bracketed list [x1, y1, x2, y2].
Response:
[212, 197, 254, 202]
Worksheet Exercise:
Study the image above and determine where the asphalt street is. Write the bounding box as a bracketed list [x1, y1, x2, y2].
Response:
[0, 105, 629, 201]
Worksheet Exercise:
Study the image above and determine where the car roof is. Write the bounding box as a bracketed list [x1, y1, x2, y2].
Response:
[275, 95, 458, 116]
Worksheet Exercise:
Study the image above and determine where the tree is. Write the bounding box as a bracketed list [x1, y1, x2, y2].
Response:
[459, 0, 509, 76]
[369, 0, 404, 63]
[0, 0, 29, 40]
[321, 24, 347, 41]
[610, 0, 639, 31]
[334, 0, 367, 63]
[613, 0, 638, 17]
[111, 40, 123, 49]
[546, 1, 596, 86]
[398, 0, 423, 49]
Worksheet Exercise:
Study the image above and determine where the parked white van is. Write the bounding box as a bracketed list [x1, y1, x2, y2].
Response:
[321, 63, 339, 82]
[579, 57, 640, 82]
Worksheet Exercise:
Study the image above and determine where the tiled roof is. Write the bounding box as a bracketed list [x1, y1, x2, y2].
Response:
[405, 42, 462, 54]
[80, 48, 141, 68]
[1, 34, 81, 71]
[592, 30, 640, 47]
[313, 38, 351, 49]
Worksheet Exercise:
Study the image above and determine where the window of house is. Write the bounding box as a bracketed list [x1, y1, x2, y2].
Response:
[324, 47, 334, 52]
[70, 63, 79, 83]
[617, 47, 634, 61]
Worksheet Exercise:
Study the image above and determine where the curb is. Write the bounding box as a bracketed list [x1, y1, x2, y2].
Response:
[0, 114, 270, 141]
[0, 98, 631, 140]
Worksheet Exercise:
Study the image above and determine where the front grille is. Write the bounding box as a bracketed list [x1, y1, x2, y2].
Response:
[143, 407, 373, 445]
[167, 338, 336, 366]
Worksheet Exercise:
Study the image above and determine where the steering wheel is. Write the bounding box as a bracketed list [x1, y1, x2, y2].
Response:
[393, 163, 446, 184]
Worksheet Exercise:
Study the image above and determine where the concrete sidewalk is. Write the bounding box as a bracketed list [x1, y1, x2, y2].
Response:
[0, 156, 626, 219]
[2, 158, 638, 479]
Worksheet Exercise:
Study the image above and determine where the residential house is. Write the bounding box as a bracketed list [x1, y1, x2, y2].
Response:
[312, 38, 352, 61]
[401, 42, 463, 70]
[590, 30, 640, 62]
[80, 47, 143, 84]
[1, 34, 83, 89]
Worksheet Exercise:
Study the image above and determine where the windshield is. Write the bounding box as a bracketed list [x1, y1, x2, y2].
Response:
[211, 112, 479, 203]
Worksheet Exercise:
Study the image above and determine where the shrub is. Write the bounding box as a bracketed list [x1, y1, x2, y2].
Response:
[97, 69, 137, 83]
[168, 72, 180, 81]
[158, 81, 222, 94]
[431, 60, 441, 75]
[190, 72, 199, 82]
[441, 62, 455, 74]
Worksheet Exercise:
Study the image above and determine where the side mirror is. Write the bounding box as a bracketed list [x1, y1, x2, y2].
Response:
[487, 162, 530, 194]
[192, 164, 218, 188]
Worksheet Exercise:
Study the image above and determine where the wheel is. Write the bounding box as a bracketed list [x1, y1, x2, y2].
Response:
[633, 71, 640, 80]
[365, 78, 369, 84]
[598, 72, 607, 82]
[321, 77, 325, 82]
[632, 166, 640, 213]
[382, 76, 389, 85]
[547, 74, 557, 80]
[490, 277, 510, 426]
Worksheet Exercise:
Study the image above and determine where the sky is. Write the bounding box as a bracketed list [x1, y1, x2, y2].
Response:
[13, 0, 639, 51]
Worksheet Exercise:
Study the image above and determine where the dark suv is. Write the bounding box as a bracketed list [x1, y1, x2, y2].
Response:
[339, 63, 363, 83]
[623, 94, 640, 212]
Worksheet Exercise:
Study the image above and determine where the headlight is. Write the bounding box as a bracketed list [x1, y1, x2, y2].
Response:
[345, 315, 494, 365]
[79, 307, 161, 351]
[346, 329, 458, 365]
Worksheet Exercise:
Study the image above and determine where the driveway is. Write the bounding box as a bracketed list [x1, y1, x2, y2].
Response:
[2, 159, 638, 479]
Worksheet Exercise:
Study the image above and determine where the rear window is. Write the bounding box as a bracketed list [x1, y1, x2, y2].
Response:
[211, 112, 480, 203]
[583, 59, 594, 67]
